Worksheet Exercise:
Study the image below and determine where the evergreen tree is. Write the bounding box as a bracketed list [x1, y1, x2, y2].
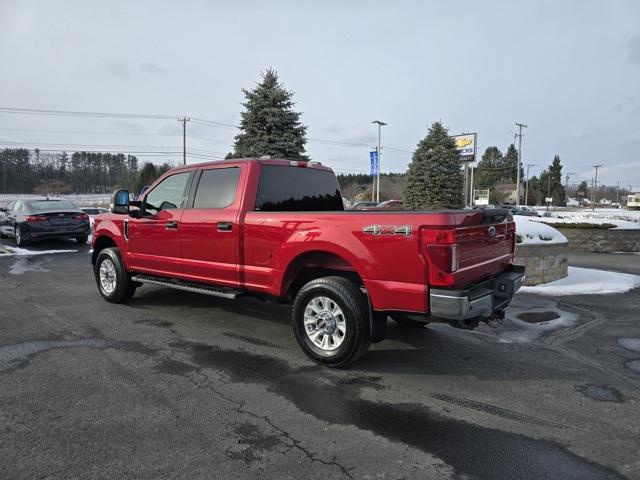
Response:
[576, 180, 589, 204]
[404, 122, 463, 209]
[503, 144, 523, 184]
[548, 155, 566, 205]
[474, 146, 503, 189]
[134, 162, 159, 194]
[229, 69, 308, 160]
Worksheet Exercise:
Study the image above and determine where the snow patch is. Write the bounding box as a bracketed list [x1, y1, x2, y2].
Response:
[497, 305, 578, 343]
[0, 246, 78, 257]
[514, 216, 567, 244]
[520, 267, 640, 295]
[626, 360, 640, 374]
[618, 338, 640, 353]
[529, 209, 640, 229]
[9, 257, 51, 275]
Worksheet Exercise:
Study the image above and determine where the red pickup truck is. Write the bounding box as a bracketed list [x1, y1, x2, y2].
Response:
[92, 158, 524, 367]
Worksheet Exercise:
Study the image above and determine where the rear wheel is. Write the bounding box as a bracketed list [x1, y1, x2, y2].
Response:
[15, 225, 30, 247]
[75, 235, 88, 244]
[292, 276, 370, 368]
[94, 247, 137, 303]
[389, 312, 429, 328]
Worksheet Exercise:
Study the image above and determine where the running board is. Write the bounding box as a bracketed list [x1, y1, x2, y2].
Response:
[131, 275, 242, 299]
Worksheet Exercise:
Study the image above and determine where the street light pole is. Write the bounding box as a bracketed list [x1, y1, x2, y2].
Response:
[372, 120, 387, 203]
[178, 116, 190, 166]
[515, 123, 527, 206]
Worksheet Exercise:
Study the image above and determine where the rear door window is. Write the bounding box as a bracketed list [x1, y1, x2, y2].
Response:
[192, 167, 240, 209]
[255, 165, 343, 211]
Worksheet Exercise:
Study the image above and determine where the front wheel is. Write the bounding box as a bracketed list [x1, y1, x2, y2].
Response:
[94, 247, 137, 303]
[75, 235, 88, 244]
[292, 276, 370, 368]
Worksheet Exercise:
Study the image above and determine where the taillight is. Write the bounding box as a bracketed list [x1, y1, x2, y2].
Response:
[422, 227, 459, 287]
[25, 215, 47, 222]
[74, 213, 89, 220]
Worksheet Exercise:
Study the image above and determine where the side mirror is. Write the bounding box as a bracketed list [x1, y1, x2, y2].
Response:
[111, 189, 130, 214]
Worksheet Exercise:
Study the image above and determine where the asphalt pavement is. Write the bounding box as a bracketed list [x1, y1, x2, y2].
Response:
[1, 239, 639, 479]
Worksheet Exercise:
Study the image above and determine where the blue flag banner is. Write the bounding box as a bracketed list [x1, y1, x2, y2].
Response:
[369, 150, 378, 176]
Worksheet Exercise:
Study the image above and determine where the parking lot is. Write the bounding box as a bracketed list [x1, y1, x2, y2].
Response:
[1, 239, 639, 479]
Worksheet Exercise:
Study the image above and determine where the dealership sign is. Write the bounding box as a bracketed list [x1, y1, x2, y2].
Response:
[452, 133, 476, 161]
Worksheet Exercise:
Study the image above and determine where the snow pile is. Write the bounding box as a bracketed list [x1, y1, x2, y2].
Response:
[520, 266, 640, 295]
[529, 209, 640, 229]
[0, 193, 110, 209]
[514, 216, 567, 244]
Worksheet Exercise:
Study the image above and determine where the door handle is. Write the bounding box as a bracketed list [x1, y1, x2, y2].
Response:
[165, 221, 178, 229]
[217, 222, 233, 232]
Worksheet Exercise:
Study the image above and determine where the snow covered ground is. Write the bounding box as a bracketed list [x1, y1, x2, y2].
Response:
[514, 216, 567, 244]
[529, 208, 640, 229]
[520, 266, 640, 295]
[0, 193, 110, 208]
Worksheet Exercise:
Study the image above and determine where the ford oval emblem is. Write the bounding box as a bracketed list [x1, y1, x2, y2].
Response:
[488, 226, 497, 237]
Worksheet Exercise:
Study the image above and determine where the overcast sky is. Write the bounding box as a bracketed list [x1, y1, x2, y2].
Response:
[1, 0, 639, 188]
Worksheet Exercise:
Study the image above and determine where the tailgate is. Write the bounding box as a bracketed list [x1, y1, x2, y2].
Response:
[453, 209, 515, 288]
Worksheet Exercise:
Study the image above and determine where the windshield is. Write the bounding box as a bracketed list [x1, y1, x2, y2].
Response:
[27, 200, 77, 211]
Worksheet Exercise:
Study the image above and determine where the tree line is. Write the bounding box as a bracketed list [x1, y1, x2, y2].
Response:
[0, 148, 173, 195]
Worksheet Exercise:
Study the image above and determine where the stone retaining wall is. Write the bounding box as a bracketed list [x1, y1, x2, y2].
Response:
[514, 242, 568, 286]
[556, 228, 640, 253]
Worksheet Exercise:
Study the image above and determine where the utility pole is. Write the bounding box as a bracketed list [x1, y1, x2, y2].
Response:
[515, 123, 527, 206]
[372, 120, 387, 203]
[616, 181, 620, 206]
[592, 164, 602, 211]
[524, 163, 537, 206]
[178, 116, 190, 166]
[469, 164, 475, 206]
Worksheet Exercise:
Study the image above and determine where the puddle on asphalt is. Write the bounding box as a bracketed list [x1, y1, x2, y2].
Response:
[0, 338, 112, 371]
[0, 338, 153, 371]
[517, 311, 561, 323]
[474, 298, 578, 344]
[169, 339, 622, 480]
[575, 384, 623, 403]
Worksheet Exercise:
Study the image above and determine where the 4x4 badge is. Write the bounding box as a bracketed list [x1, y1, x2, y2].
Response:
[363, 225, 412, 236]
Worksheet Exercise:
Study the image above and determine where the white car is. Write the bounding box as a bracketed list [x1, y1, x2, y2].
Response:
[80, 207, 109, 229]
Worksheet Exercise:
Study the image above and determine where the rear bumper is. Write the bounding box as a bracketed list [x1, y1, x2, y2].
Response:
[428, 265, 525, 321]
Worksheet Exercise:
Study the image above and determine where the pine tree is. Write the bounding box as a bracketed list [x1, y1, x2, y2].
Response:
[229, 69, 308, 160]
[548, 155, 566, 205]
[404, 122, 463, 209]
[474, 146, 503, 189]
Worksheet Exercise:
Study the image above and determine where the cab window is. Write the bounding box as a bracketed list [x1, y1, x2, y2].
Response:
[145, 172, 190, 212]
[192, 167, 240, 209]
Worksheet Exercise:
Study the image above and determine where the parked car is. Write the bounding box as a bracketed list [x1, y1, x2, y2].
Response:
[501, 205, 540, 217]
[373, 199, 404, 210]
[80, 207, 109, 216]
[350, 201, 379, 210]
[80, 207, 110, 229]
[92, 158, 524, 367]
[0, 198, 90, 246]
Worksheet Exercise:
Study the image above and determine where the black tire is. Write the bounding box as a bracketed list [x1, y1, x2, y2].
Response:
[292, 276, 370, 368]
[94, 247, 137, 303]
[15, 225, 30, 247]
[389, 312, 430, 328]
[75, 235, 88, 244]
